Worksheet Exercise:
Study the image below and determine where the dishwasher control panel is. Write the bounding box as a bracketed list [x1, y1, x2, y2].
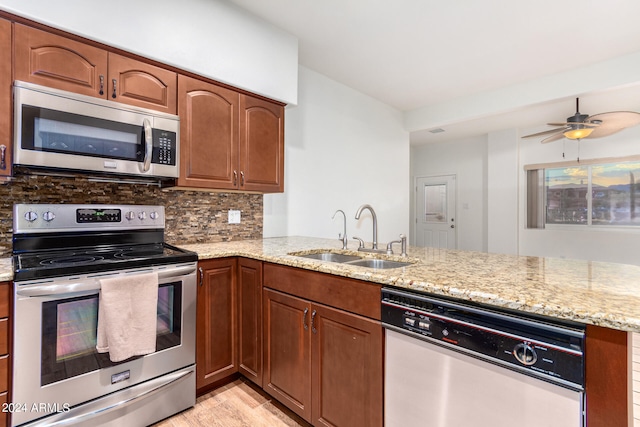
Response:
[381, 288, 585, 390]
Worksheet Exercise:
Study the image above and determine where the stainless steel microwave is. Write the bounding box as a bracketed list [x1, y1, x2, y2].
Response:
[13, 81, 179, 179]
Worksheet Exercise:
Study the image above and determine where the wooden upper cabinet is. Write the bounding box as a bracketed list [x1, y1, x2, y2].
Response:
[239, 94, 284, 193]
[14, 25, 177, 113]
[177, 74, 239, 189]
[176, 74, 284, 192]
[108, 53, 177, 114]
[14, 24, 108, 98]
[0, 18, 12, 178]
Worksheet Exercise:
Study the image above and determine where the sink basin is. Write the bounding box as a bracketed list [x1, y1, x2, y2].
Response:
[345, 259, 413, 269]
[296, 252, 363, 263]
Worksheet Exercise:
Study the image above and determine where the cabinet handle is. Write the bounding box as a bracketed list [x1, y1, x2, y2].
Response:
[99, 75, 105, 95]
[240, 171, 245, 186]
[311, 310, 317, 334]
[112, 78, 117, 99]
[198, 267, 203, 286]
[233, 170, 238, 186]
[303, 307, 309, 330]
[0, 145, 5, 170]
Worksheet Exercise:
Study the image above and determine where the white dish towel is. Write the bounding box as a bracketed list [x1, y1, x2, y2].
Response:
[96, 272, 159, 362]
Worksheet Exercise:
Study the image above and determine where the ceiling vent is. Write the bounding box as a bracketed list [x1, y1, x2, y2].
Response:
[429, 128, 445, 134]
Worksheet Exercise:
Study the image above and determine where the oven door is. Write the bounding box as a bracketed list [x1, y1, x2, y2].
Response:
[13, 81, 179, 178]
[12, 263, 196, 427]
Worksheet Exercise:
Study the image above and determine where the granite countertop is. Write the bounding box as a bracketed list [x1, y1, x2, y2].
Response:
[180, 236, 640, 333]
[3, 236, 640, 332]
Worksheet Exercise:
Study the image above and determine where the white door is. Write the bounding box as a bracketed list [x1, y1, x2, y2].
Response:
[415, 175, 456, 248]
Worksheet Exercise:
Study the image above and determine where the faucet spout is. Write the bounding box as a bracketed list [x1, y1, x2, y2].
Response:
[354, 204, 378, 250]
[332, 209, 348, 249]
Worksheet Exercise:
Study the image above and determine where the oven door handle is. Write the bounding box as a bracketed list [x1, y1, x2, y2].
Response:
[16, 266, 197, 297]
[17, 281, 101, 297]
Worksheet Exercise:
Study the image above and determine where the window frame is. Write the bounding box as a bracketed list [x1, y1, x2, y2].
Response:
[525, 156, 640, 230]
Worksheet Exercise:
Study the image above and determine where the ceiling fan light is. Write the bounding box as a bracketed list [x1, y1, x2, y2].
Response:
[563, 127, 594, 140]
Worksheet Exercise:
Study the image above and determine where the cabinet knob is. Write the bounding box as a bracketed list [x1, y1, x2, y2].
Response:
[99, 75, 104, 95]
[198, 267, 204, 286]
[233, 170, 238, 186]
[240, 171, 245, 186]
[303, 307, 309, 330]
[112, 78, 117, 99]
[0, 145, 5, 170]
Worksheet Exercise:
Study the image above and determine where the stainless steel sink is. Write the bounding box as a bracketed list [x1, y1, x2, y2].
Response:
[295, 252, 363, 263]
[344, 259, 413, 269]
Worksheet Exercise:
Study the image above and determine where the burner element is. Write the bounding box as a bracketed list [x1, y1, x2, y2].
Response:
[40, 255, 105, 266]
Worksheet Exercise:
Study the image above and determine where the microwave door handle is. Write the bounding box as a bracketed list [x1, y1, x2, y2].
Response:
[142, 118, 153, 172]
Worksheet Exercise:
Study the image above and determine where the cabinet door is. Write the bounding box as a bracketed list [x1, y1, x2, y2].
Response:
[239, 94, 284, 193]
[311, 303, 383, 427]
[196, 259, 237, 392]
[14, 24, 108, 98]
[177, 75, 239, 189]
[108, 53, 177, 114]
[0, 18, 11, 178]
[263, 288, 312, 422]
[237, 258, 263, 386]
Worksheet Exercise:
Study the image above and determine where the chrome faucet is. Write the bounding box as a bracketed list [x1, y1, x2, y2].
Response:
[386, 234, 407, 257]
[354, 204, 379, 250]
[332, 209, 348, 249]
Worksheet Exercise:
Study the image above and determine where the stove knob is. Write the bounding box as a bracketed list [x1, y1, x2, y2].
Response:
[149, 211, 159, 220]
[42, 211, 56, 222]
[138, 211, 147, 220]
[24, 211, 38, 222]
[125, 211, 136, 221]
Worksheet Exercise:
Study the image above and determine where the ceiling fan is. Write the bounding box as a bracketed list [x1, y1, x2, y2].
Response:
[521, 98, 640, 143]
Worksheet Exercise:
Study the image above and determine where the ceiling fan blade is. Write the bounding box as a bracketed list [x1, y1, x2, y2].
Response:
[547, 122, 600, 127]
[541, 133, 566, 144]
[521, 127, 567, 138]
[586, 111, 640, 139]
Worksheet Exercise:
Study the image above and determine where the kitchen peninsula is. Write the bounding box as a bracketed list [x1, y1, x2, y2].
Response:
[184, 236, 631, 426]
[3, 237, 633, 426]
[179, 236, 640, 332]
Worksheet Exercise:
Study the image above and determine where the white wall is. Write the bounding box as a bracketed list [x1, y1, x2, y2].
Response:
[487, 129, 519, 255]
[0, 0, 298, 105]
[411, 136, 487, 252]
[264, 66, 410, 246]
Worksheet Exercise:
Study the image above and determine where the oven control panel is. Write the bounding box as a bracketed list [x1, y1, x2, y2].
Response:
[14, 204, 165, 232]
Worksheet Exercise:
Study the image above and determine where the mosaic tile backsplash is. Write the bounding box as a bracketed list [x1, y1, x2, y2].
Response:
[0, 175, 263, 256]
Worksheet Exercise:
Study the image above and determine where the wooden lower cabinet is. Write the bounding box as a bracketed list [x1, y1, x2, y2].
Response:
[0, 282, 9, 427]
[196, 259, 237, 392]
[263, 288, 383, 427]
[237, 258, 263, 386]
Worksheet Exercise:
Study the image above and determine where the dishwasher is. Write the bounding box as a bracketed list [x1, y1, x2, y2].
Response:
[382, 288, 585, 427]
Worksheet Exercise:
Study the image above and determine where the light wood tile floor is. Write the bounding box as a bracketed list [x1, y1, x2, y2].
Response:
[153, 378, 310, 427]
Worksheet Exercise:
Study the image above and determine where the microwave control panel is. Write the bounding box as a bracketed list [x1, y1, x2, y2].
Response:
[152, 129, 177, 166]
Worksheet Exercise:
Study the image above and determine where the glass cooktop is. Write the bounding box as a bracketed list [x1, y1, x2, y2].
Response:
[13, 243, 197, 282]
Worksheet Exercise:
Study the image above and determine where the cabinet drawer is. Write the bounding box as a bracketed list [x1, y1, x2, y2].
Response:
[0, 319, 7, 356]
[0, 283, 8, 319]
[0, 355, 8, 393]
[0, 392, 6, 427]
[263, 263, 381, 320]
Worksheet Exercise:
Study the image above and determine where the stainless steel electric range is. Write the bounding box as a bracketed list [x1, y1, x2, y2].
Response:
[11, 204, 198, 427]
